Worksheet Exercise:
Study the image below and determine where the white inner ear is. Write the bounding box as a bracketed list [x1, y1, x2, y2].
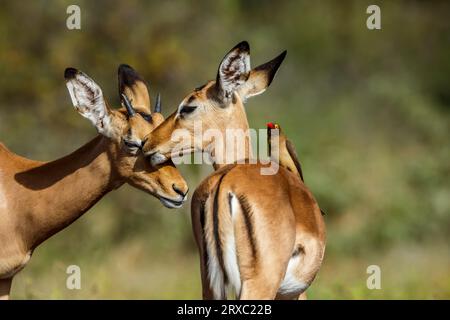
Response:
[236, 81, 267, 103]
[219, 51, 251, 97]
[66, 72, 113, 137]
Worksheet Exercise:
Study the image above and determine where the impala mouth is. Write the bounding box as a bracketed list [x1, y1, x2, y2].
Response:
[158, 195, 185, 209]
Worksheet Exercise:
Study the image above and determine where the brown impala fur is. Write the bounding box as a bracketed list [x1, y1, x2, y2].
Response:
[0, 65, 188, 299]
[143, 42, 326, 299]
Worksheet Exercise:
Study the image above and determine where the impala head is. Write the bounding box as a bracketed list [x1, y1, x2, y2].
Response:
[143, 41, 287, 165]
[64, 65, 188, 208]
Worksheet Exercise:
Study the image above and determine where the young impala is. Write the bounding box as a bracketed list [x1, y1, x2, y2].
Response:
[143, 42, 326, 299]
[0, 65, 188, 299]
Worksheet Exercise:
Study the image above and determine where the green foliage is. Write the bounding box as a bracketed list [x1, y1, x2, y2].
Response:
[0, 0, 448, 299]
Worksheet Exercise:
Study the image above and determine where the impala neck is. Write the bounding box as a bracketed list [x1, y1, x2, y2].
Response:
[16, 135, 123, 248]
[212, 103, 254, 170]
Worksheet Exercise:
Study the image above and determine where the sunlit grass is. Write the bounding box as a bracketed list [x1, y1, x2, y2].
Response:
[12, 237, 449, 299]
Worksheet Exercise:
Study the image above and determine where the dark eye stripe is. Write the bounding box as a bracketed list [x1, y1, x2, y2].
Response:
[180, 105, 197, 116]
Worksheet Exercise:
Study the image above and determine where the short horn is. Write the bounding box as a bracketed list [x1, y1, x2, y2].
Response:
[154, 93, 161, 113]
[121, 93, 136, 117]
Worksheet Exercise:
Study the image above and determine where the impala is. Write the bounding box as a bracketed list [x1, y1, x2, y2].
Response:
[143, 42, 326, 299]
[0, 65, 188, 299]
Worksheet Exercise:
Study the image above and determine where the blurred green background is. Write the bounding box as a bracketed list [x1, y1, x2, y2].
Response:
[0, 0, 449, 299]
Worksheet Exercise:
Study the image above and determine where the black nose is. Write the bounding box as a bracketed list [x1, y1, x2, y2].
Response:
[172, 184, 188, 198]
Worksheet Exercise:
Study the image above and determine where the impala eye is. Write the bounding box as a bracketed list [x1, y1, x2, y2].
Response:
[138, 112, 152, 123]
[180, 105, 197, 116]
[123, 139, 142, 150]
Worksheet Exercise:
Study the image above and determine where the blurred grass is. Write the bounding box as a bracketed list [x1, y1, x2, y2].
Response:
[0, 0, 449, 299]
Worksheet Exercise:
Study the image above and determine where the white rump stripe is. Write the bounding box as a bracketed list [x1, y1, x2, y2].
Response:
[223, 192, 241, 297]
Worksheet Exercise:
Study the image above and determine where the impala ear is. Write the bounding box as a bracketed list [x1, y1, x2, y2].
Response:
[65, 68, 116, 138]
[237, 50, 286, 101]
[118, 64, 151, 113]
[216, 41, 251, 101]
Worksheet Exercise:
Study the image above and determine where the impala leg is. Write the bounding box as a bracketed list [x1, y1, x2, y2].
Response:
[239, 256, 288, 300]
[197, 226, 214, 300]
[199, 253, 214, 300]
[275, 290, 307, 300]
[238, 217, 295, 299]
[0, 278, 12, 300]
[191, 197, 214, 300]
[240, 276, 282, 300]
[197, 221, 214, 300]
[196, 231, 214, 299]
[276, 291, 307, 300]
[239, 208, 296, 300]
